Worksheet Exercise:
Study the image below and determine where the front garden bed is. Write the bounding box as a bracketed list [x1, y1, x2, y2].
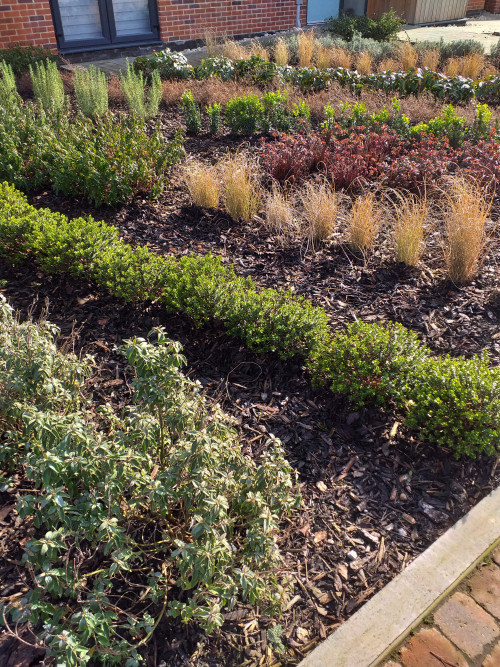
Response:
[0, 50, 499, 666]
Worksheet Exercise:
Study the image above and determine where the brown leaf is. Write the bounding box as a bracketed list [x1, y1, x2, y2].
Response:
[315, 481, 328, 493]
[313, 530, 327, 544]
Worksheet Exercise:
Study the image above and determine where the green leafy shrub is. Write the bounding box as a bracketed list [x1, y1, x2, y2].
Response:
[181, 89, 202, 134]
[134, 48, 194, 79]
[48, 116, 183, 206]
[0, 182, 498, 459]
[0, 300, 298, 663]
[407, 353, 500, 457]
[225, 93, 264, 135]
[329, 9, 404, 43]
[262, 90, 293, 133]
[120, 62, 162, 119]
[30, 59, 65, 113]
[0, 44, 57, 76]
[207, 101, 221, 134]
[311, 320, 430, 407]
[73, 65, 108, 118]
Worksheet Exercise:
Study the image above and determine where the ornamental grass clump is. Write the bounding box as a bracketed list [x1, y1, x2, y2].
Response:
[420, 48, 440, 71]
[183, 160, 220, 209]
[264, 185, 296, 239]
[73, 64, 108, 118]
[445, 178, 491, 284]
[348, 191, 382, 255]
[398, 41, 418, 71]
[30, 59, 65, 113]
[315, 44, 332, 70]
[356, 51, 373, 75]
[274, 38, 290, 66]
[298, 30, 315, 67]
[331, 46, 352, 69]
[300, 180, 340, 245]
[120, 62, 162, 119]
[221, 152, 261, 222]
[393, 194, 428, 266]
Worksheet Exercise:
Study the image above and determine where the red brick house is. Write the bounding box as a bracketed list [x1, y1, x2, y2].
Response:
[0, 0, 497, 55]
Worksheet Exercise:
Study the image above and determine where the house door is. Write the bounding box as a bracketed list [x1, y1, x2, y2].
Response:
[50, 0, 160, 52]
[307, 0, 341, 23]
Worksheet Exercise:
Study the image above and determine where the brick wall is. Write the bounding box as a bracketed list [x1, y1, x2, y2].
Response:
[485, 0, 500, 12]
[0, 0, 57, 51]
[468, 0, 485, 9]
[157, 0, 307, 44]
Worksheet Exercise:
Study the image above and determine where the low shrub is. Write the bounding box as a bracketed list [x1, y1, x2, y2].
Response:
[329, 9, 404, 43]
[181, 88, 202, 134]
[0, 44, 57, 76]
[207, 101, 222, 134]
[134, 48, 194, 80]
[225, 93, 264, 134]
[121, 62, 162, 119]
[0, 299, 298, 663]
[407, 353, 500, 458]
[0, 94, 184, 205]
[30, 59, 65, 113]
[73, 64, 108, 118]
[0, 182, 498, 459]
[313, 320, 431, 406]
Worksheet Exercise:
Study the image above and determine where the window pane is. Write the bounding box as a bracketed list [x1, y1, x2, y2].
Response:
[113, 0, 151, 37]
[59, 0, 103, 41]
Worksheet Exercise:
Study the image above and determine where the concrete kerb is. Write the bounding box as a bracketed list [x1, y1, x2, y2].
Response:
[299, 485, 500, 667]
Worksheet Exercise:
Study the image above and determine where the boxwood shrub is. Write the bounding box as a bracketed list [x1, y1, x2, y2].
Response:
[0, 181, 497, 459]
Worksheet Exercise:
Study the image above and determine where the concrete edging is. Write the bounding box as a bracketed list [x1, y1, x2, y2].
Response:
[299, 485, 500, 667]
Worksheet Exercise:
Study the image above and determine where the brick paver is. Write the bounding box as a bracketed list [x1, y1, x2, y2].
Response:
[482, 640, 500, 667]
[399, 627, 468, 667]
[469, 564, 500, 621]
[434, 592, 499, 660]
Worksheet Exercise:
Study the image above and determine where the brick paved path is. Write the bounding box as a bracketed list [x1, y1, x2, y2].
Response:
[386, 546, 500, 667]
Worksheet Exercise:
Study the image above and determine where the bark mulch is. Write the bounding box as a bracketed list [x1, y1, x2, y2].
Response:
[0, 257, 498, 667]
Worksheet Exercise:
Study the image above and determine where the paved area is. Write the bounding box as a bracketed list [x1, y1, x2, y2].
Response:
[401, 12, 500, 54]
[385, 546, 500, 667]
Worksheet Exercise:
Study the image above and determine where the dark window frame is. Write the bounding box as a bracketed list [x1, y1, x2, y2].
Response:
[49, 0, 160, 53]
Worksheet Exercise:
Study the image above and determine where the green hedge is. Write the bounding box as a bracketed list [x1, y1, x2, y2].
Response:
[0, 181, 498, 458]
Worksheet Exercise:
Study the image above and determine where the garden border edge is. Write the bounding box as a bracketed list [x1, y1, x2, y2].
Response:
[298, 484, 500, 667]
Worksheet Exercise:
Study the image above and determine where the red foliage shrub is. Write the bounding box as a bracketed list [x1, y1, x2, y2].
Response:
[260, 130, 500, 193]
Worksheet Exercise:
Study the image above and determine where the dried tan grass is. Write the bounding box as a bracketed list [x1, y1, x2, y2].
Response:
[378, 58, 398, 73]
[393, 194, 428, 266]
[298, 30, 315, 68]
[204, 30, 222, 57]
[161, 79, 261, 106]
[300, 180, 340, 245]
[482, 65, 499, 78]
[222, 39, 248, 61]
[183, 160, 221, 209]
[348, 192, 382, 254]
[221, 152, 261, 222]
[445, 58, 461, 78]
[420, 48, 440, 71]
[248, 40, 269, 60]
[264, 185, 297, 239]
[444, 178, 491, 284]
[273, 38, 290, 66]
[315, 43, 332, 70]
[330, 46, 352, 70]
[356, 51, 373, 76]
[461, 52, 486, 79]
[398, 42, 418, 71]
